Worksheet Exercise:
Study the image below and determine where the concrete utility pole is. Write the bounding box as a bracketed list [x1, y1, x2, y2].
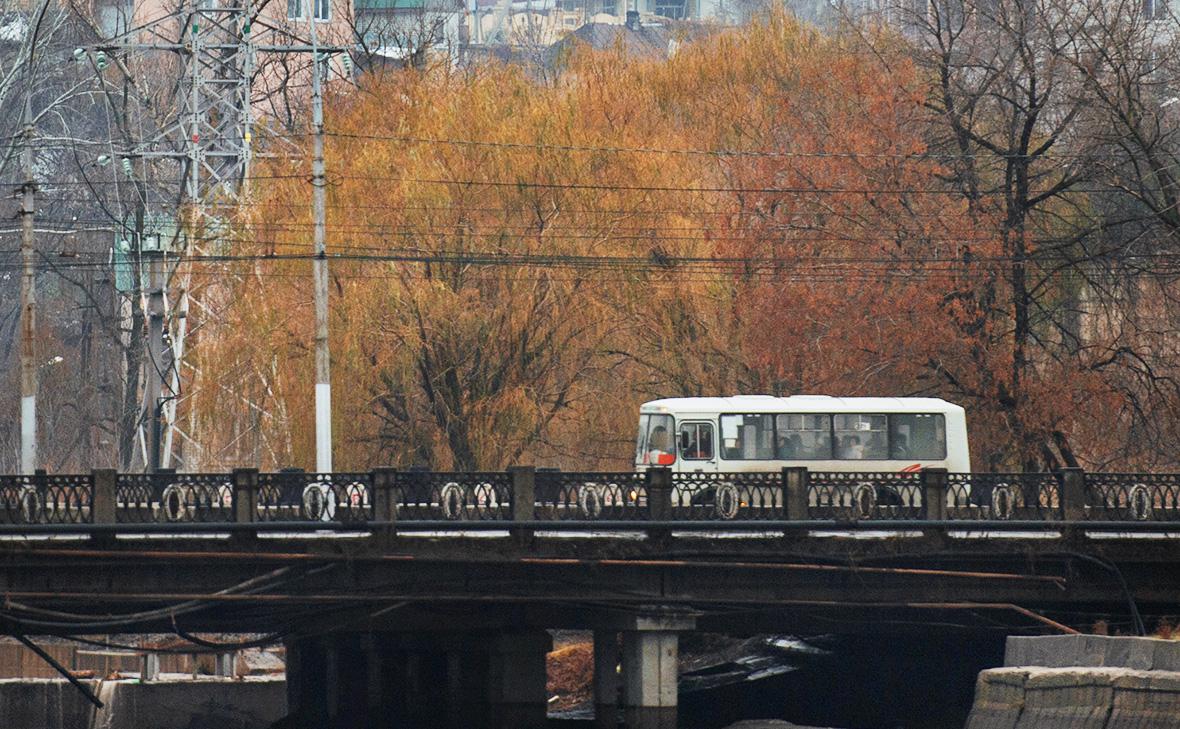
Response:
[145, 249, 166, 472]
[19, 96, 37, 475]
[309, 7, 333, 473]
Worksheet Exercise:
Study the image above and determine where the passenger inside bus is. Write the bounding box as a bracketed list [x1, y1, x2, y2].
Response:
[840, 435, 863, 459]
[648, 425, 671, 461]
[696, 429, 713, 459]
[865, 433, 887, 459]
[681, 427, 713, 459]
[777, 433, 804, 459]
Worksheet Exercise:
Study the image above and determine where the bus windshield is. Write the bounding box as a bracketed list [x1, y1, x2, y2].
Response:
[636, 414, 675, 465]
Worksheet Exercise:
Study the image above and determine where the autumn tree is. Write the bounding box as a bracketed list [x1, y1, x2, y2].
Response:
[196, 51, 709, 469]
[193, 8, 1180, 473]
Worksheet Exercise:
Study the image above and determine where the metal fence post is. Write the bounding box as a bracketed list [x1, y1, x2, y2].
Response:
[142, 652, 160, 682]
[921, 468, 948, 521]
[372, 468, 397, 524]
[647, 467, 672, 521]
[1059, 468, 1086, 522]
[216, 651, 236, 677]
[509, 466, 536, 536]
[233, 468, 258, 524]
[784, 467, 808, 520]
[92, 469, 116, 525]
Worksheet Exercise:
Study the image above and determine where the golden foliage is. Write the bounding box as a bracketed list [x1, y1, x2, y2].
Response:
[194, 11, 1149, 471]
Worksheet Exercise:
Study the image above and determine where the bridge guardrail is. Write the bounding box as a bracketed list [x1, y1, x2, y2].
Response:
[946, 472, 1063, 521]
[669, 472, 784, 520]
[808, 471, 924, 521]
[1084, 473, 1180, 522]
[534, 471, 648, 521]
[256, 471, 374, 523]
[391, 471, 512, 521]
[0, 472, 92, 524]
[116, 473, 234, 523]
[3, 466, 1180, 529]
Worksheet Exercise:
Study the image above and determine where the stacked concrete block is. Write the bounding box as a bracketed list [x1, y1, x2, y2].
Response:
[1014, 670, 1114, 729]
[965, 636, 1180, 729]
[964, 669, 1027, 729]
[1004, 635, 1180, 670]
[1107, 671, 1180, 729]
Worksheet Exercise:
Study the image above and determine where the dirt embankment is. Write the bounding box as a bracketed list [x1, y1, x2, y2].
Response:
[547, 638, 594, 711]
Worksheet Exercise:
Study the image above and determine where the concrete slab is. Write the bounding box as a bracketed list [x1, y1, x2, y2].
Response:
[1152, 640, 1180, 672]
[0, 676, 286, 729]
[1005, 635, 1180, 670]
[1014, 669, 1114, 729]
[92, 676, 286, 729]
[963, 668, 1027, 729]
[0, 678, 97, 729]
[1107, 671, 1180, 729]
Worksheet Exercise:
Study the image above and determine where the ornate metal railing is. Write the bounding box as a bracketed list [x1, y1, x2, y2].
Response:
[391, 471, 511, 521]
[946, 473, 1062, 521]
[534, 471, 647, 521]
[1084, 473, 1180, 522]
[257, 472, 373, 523]
[4, 467, 1180, 529]
[0, 474, 92, 524]
[117, 473, 234, 523]
[808, 471, 924, 521]
[670, 472, 783, 520]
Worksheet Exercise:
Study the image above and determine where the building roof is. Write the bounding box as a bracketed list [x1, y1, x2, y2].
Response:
[547, 20, 672, 62]
[640, 396, 965, 415]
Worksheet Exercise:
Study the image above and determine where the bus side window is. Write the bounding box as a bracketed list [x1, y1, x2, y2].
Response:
[680, 422, 714, 460]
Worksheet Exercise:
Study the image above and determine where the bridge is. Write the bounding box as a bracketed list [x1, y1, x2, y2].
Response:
[1, 466, 1178, 728]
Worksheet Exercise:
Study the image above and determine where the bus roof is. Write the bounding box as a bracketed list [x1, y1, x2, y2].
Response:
[639, 395, 965, 415]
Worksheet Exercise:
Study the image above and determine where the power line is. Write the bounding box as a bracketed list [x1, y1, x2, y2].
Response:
[5, 173, 1145, 196]
[3, 247, 1178, 272]
[250, 130, 1180, 163]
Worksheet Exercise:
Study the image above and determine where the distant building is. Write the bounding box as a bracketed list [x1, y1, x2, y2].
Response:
[553, 0, 697, 22]
[353, 0, 466, 59]
[545, 10, 715, 66]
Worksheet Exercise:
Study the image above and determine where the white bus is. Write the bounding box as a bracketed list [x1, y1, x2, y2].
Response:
[636, 395, 970, 474]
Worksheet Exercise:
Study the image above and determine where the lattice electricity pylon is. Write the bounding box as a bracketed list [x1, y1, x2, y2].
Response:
[84, 0, 255, 205]
[79, 4, 349, 471]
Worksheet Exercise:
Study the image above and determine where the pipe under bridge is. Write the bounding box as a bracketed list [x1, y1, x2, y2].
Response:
[0, 466, 1178, 727]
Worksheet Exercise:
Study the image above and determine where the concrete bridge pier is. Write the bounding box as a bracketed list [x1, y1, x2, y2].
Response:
[596, 611, 696, 729]
[480, 631, 552, 728]
[283, 630, 551, 729]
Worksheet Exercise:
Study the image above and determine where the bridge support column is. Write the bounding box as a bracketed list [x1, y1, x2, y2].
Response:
[594, 630, 621, 729]
[485, 631, 552, 728]
[620, 612, 695, 729]
[284, 630, 549, 729]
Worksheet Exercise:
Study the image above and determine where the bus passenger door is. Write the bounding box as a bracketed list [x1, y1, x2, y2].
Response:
[678, 421, 718, 473]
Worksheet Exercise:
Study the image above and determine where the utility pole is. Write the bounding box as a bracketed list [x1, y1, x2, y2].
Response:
[80, 6, 348, 470]
[145, 248, 166, 472]
[309, 9, 333, 473]
[19, 97, 37, 475]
